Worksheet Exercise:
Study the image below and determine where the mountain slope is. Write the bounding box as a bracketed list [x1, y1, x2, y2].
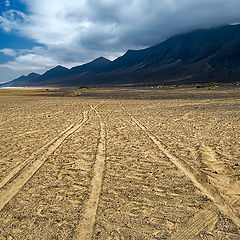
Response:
[70, 57, 112, 75]
[2, 73, 40, 87]
[3, 24, 240, 87]
[111, 24, 240, 68]
[40, 65, 70, 80]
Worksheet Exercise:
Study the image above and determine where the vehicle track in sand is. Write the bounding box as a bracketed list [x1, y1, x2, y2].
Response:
[168, 143, 240, 240]
[167, 198, 240, 240]
[121, 105, 240, 230]
[91, 104, 206, 239]
[0, 122, 76, 189]
[0, 110, 90, 212]
[167, 164, 239, 237]
[74, 106, 106, 240]
[167, 203, 218, 240]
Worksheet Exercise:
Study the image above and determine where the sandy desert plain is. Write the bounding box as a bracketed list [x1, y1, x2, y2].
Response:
[0, 86, 240, 240]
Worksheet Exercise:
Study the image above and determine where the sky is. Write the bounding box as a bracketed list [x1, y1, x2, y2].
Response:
[0, 0, 240, 83]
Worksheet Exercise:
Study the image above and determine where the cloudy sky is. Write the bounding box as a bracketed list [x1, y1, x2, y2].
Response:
[0, 0, 240, 83]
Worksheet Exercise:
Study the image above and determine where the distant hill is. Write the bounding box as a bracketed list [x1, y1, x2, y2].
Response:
[2, 24, 240, 87]
[1, 72, 40, 87]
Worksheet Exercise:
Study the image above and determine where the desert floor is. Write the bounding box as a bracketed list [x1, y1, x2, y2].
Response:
[0, 87, 240, 239]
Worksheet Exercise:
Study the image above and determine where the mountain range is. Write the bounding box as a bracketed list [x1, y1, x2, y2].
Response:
[1, 24, 240, 87]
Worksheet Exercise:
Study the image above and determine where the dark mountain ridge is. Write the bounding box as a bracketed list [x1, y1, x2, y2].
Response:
[2, 24, 240, 87]
[70, 57, 112, 75]
[0, 72, 40, 87]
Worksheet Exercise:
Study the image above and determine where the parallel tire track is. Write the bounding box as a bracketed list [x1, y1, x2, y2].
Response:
[74, 106, 106, 240]
[0, 123, 75, 190]
[121, 106, 240, 230]
[0, 111, 90, 212]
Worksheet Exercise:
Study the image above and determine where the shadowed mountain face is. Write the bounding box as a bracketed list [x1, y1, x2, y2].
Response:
[70, 57, 112, 75]
[40, 65, 70, 80]
[0, 73, 41, 87]
[2, 24, 240, 87]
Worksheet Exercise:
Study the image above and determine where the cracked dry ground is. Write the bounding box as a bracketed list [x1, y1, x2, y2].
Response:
[0, 89, 240, 240]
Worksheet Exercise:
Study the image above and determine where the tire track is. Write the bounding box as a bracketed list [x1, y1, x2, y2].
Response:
[168, 203, 218, 240]
[199, 144, 240, 202]
[74, 106, 106, 240]
[168, 144, 240, 239]
[199, 144, 225, 175]
[168, 199, 240, 240]
[121, 105, 240, 229]
[0, 123, 75, 189]
[0, 110, 90, 212]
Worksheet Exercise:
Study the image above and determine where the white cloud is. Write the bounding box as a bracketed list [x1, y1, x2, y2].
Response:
[5, 0, 10, 7]
[0, 10, 26, 32]
[0, 47, 57, 72]
[0, 48, 17, 57]
[2, 54, 55, 71]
